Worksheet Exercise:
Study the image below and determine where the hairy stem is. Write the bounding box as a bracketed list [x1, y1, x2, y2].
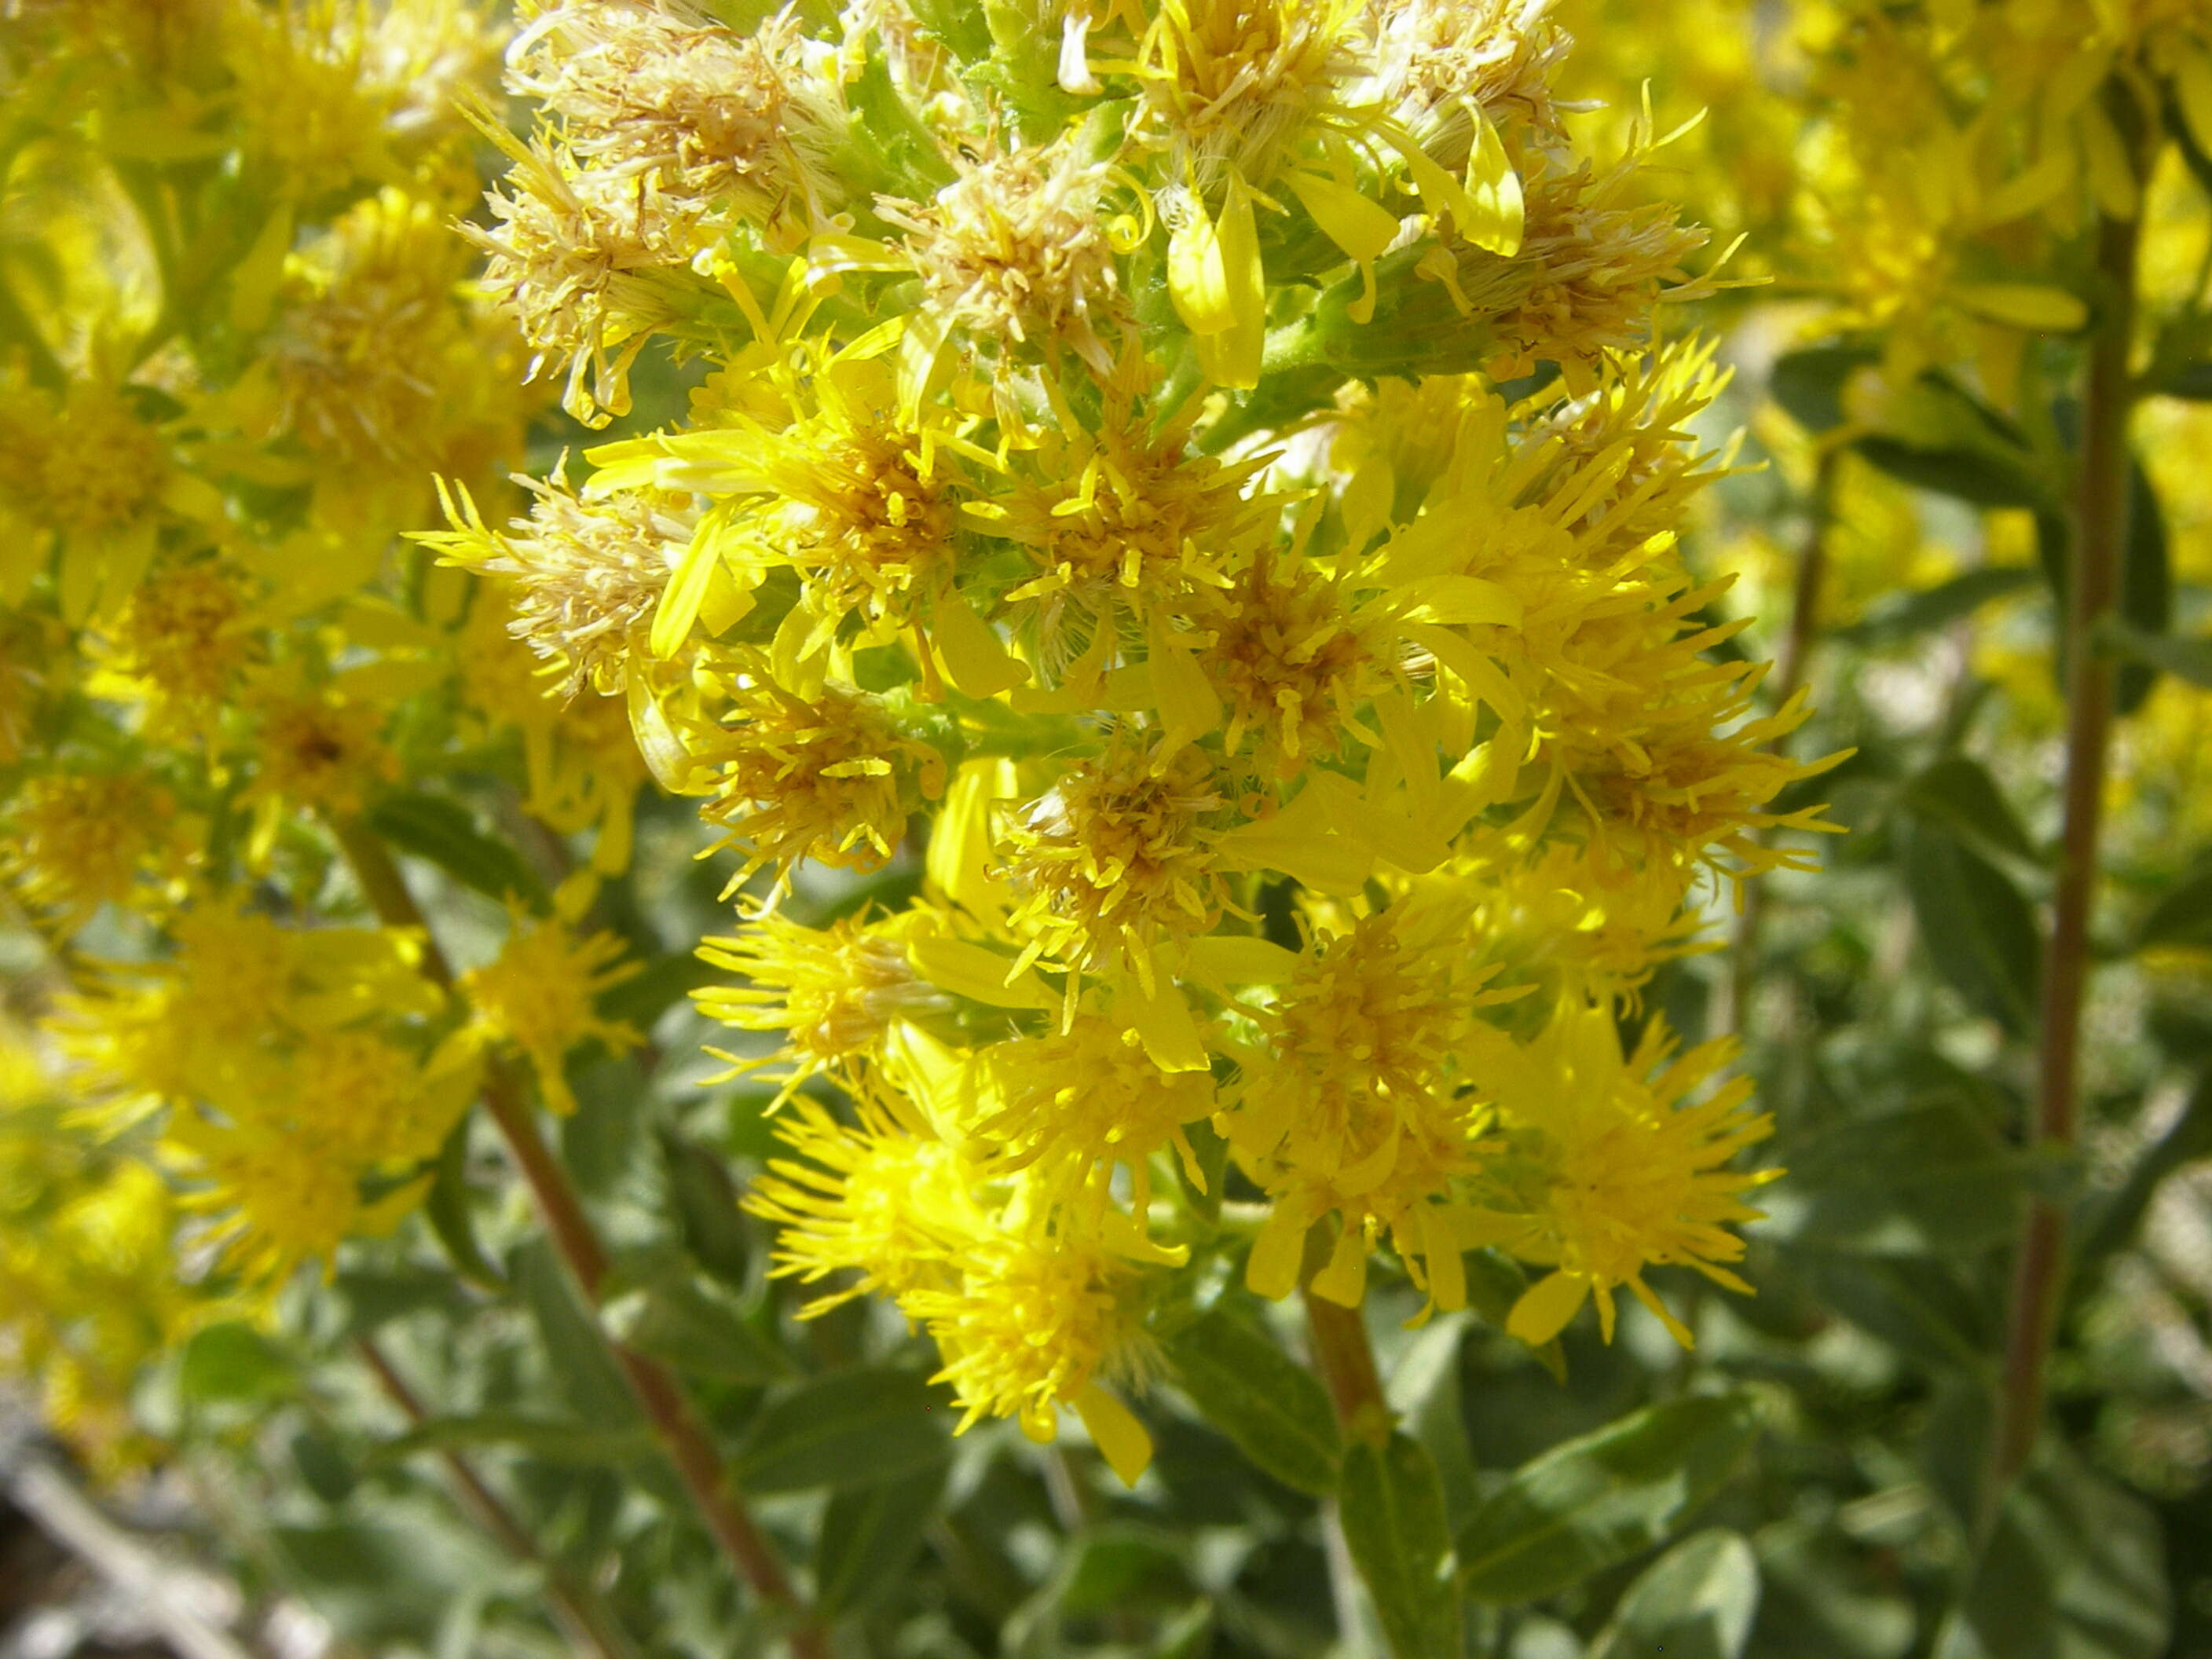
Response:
[1991, 200, 2143, 1494]
[355, 1335, 639, 1659]
[332, 819, 827, 1657]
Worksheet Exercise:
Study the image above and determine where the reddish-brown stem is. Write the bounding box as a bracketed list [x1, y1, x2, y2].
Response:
[333, 820, 828, 1658]
[1991, 200, 2142, 1494]
[1303, 1291, 1392, 1449]
[355, 1335, 637, 1659]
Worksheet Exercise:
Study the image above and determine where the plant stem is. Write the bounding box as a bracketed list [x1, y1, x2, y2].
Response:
[1302, 1291, 1391, 1448]
[355, 1335, 639, 1659]
[1718, 446, 1837, 1041]
[1990, 200, 2142, 1493]
[331, 819, 828, 1658]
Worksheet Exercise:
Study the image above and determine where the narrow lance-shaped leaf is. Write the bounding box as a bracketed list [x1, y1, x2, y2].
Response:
[1340, 1432, 1461, 1659]
[1162, 1309, 1343, 1496]
[1459, 1394, 1760, 1604]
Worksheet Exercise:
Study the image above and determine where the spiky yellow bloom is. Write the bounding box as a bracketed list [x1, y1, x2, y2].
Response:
[687, 674, 943, 884]
[0, 771, 183, 925]
[694, 908, 951, 1104]
[1002, 738, 1231, 989]
[423, 470, 689, 698]
[1476, 1006, 1775, 1347]
[460, 914, 641, 1114]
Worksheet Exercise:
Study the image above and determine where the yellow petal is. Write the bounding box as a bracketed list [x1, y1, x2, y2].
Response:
[1950, 282, 2087, 332]
[2180, 47, 2212, 161]
[1148, 614, 1222, 755]
[1073, 1384, 1153, 1488]
[1247, 1203, 1311, 1301]
[650, 518, 723, 658]
[1463, 112, 1525, 257]
[934, 594, 1031, 698]
[1115, 973, 1210, 1074]
[1310, 1223, 1368, 1306]
[907, 936, 1051, 1009]
[1167, 196, 1232, 336]
[1507, 1271, 1590, 1346]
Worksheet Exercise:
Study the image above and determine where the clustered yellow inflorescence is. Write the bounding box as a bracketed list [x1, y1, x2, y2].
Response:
[0, 0, 649, 1449]
[442, 0, 1839, 1481]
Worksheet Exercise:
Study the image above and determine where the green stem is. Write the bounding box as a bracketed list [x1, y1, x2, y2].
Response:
[333, 819, 830, 1659]
[1990, 198, 2143, 1496]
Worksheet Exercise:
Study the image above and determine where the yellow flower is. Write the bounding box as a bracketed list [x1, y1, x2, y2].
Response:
[687, 671, 943, 888]
[0, 771, 185, 927]
[1478, 1006, 1775, 1349]
[694, 907, 953, 1104]
[461, 913, 642, 1115]
[1002, 737, 1232, 991]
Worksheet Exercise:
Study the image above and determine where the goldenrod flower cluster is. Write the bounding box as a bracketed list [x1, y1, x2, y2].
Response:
[0, 0, 644, 1436]
[453, 0, 1833, 1481]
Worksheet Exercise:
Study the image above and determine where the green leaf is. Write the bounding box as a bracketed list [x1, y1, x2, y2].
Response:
[2136, 859, 2212, 950]
[1163, 1308, 1343, 1496]
[423, 1115, 505, 1293]
[1763, 1101, 2028, 1256]
[2103, 620, 2212, 690]
[178, 1322, 295, 1404]
[366, 793, 549, 912]
[813, 1459, 948, 1614]
[1833, 566, 2039, 646]
[730, 1368, 952, 1495]
[1589, 1529, 1760, 1659]
[1750, 1522, 1914, 1659]
[1770, 1247, 1995, 1372]
[655, 1126, 753, 1287]
[269, 1517, 503, 1646]
[2073, 1075, 2212, 1298]
[370, 1411, 655, 1469]
[291, 1428, 359, 1506]
[2116, 463, 2173, 715]
[1769, 344, 1877, 435]
[1340, 1432, 1461, 1659]
[1387, 1313, 1478, 1529]
[1933, 1441, 2168, 1659]
[1899, 756, 2041, 868]
[1459, 1394, 1760, 1605]
[1903, 822, 2042, 1033]
[1059, 1525, 1197, 1616]
[514, 1241, 640, 1429]
[1854, 438, 2045, 508]
[601, 1255, 790, 1383]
